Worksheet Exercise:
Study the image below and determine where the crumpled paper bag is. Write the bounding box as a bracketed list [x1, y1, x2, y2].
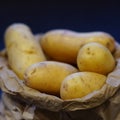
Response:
[0, 93, 51, 120]
[0, 90, 120, 120]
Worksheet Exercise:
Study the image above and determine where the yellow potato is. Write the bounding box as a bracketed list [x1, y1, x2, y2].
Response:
[40, 30, 115, 64]
[24, 61, 78, 95]
[4, 23, 46, 79]
[60, 72, 106, 100]
[77, 42, 116, 75]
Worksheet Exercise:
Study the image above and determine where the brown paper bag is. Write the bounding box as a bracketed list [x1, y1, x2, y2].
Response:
[1, 90, 120, 120]
[1, 93, 51, 120]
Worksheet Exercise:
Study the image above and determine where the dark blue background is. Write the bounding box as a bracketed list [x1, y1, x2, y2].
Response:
[0, 1, 120, 49]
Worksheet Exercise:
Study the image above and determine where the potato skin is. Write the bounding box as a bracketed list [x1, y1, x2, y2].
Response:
[24, 61, 78, 95]
[4, 23, 46, 79]
[40, 30, 115, 64]
[77, 42, 116, 75]
[60, 72, 106, 100]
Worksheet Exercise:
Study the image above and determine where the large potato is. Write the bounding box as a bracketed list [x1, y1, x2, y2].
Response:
[24, 61, 78, 95]
[60, 72, 106, 100]
[40, 30, 115, 64]
[4, 23, 46, 79]
[77, 42, 116, 75]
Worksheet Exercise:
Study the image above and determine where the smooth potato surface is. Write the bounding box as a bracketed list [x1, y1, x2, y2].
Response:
[5, 23, 46, 79]
[60, 72, 106, 100]
[77, 42, 115, 75]
[40, 30, 115, 64]
[24, 61, 78, 95]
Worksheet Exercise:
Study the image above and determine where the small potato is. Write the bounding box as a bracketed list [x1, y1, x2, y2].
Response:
[60, 72, 106, 100]
[24, 61, 78, 95]
[77, 42, 116, 75]
[40, 30, 115, 64]
[4, 23, 46, 79]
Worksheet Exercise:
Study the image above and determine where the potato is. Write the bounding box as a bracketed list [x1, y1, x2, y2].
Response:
[4, 23, 46, 79]
[60, 72, 106, 100]
[77, 42, 116, 75]
[40, 30, 115, 64]
[24, 61, 78, 95]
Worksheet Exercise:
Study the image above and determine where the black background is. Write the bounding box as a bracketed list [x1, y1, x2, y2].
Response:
[0, 1, 120, 50]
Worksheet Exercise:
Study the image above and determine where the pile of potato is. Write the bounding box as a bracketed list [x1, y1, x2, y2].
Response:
[4, 23, 116, 100]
